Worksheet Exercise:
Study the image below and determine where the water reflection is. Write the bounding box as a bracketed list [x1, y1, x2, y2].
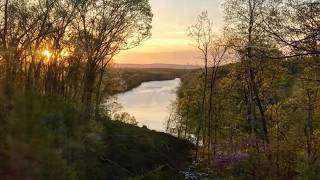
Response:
[116, 78, 181, 132]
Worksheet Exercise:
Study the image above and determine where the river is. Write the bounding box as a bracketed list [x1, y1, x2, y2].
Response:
[116, 78, 181, 132]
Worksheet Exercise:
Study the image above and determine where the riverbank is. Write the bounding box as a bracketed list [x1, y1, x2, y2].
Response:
[116, 68, 193, 94]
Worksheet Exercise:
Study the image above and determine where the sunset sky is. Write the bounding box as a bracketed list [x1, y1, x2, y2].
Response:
[115, 0, 225, 65]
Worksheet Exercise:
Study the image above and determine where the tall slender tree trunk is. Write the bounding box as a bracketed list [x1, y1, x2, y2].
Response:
[246, 63, 256, 136]
[184, 100, 190, 139]
[305, 89, 314, 165]
[195, 51, 208, 160]
[3, 0, 12, 100]
[94, 67, 106, 119]
[0, 0, 10, 172]
[254, 88, 269, 143]
[82, 62, 96, 119]
[207, 65, 219, 159]
[246, 0, 257, 137]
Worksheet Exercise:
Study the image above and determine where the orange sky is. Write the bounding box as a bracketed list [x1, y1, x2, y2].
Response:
[115, 0, 225, 65]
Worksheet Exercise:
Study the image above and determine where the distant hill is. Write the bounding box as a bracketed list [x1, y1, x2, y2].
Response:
[116, 63, 200, 69]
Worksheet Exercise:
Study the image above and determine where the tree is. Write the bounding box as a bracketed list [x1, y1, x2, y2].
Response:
[265, 0, 320, 58]
[207, 40, 229, 158]
[74, 0, 152, 117]
[188, 11, 214, 159]
[224, 0, 271, 143]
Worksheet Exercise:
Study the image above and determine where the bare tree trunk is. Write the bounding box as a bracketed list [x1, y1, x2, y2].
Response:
[246, 0, 257, 137]
[195, 51, 208, 160]
[0, 0, 10, 172]
[94, 67, 106, 119]
[184, 100, 190, 139]
[305, 89, 314, 165]
[3, 0, 12, 100]
[246, 64, 256, 136]
[274, 106, 280, 176]
[82, 62, 97, 118]
[254, 88, 269, 143]
[245, 0, 269, 143]
[207, 65, 220, 159]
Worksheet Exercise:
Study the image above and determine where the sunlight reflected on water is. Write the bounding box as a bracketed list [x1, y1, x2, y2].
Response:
[116, 78, 181, 132]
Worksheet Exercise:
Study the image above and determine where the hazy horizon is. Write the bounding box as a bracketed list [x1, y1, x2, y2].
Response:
[115, 0, 225, 65]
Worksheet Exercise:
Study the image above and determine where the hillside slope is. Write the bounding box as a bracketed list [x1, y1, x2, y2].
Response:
[102, 120, 194, 179]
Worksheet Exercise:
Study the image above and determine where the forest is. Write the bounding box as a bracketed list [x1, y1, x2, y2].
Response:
[166, 0, 320, 179]
[0, 0, 319, 179]
[0, 0, 190, 179]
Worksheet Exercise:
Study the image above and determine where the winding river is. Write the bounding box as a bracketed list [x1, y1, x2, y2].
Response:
[116, 78, 181, 132]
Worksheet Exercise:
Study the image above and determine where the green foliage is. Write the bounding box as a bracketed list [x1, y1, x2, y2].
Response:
[113, 112, 138, 125]
[3, 93, 82, 179]
[0, 91, 193, 179]
[169, 57, 320, 179]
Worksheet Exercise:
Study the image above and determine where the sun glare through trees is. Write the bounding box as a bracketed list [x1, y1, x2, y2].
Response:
[0, 0, 320, 179]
